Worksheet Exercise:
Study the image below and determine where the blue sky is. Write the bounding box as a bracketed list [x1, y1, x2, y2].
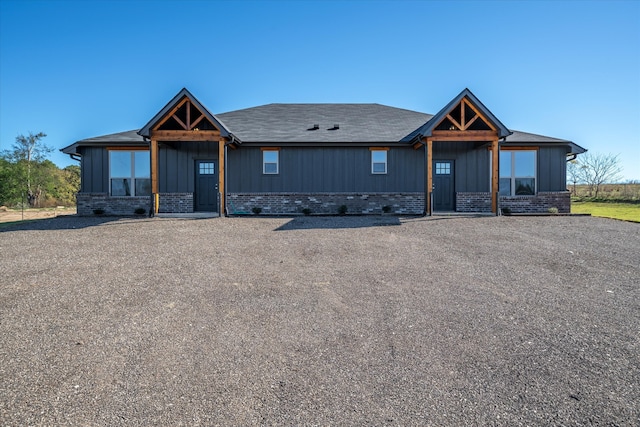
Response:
[1, 0, 639, 180]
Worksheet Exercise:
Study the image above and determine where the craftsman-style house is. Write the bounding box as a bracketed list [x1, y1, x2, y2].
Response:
[61, 88, 585, 216]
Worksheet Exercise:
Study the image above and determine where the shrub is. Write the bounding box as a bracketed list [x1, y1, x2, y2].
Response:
[501, 207, 511, 215]
[548, 207, 559, 214]
[302, 208, 312, 216]
[252, 207, 262, 215]
[93, 208, 105, 215]
[338, 205, 348, 215]
[382, 205, 392, 213]
[134, 207, 146, 215]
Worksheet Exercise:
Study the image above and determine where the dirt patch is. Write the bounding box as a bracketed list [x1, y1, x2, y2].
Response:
[0, 207, 76, 224]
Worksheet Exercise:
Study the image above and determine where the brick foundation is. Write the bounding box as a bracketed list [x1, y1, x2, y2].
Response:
[456, 191, 571, 214]
[158, 193, 194, 213]
[227, 193, 425, 215]
[76, 193, 152, 216]
[500, 191, 571, 214]
[456, 192, 493, 213]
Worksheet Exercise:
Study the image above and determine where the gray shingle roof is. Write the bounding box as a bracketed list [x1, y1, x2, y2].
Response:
[216, 104, 433, 143]
[61, 130, 145, 154]
[61, 98, 586, 155]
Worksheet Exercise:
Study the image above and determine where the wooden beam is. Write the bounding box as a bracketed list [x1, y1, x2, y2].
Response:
[171, 114, 188, 130]
[151, 138, 159, 213]
[150, 130, 220, 141]
[463, 99, 497, 131]
[445, 114, 462, 130]
[460, 101, 465, 129]
[426, 138, 433, 215]
[462, 114, 479, 130]
[189, 113, 206, 130]
[491, 138, 499, 214]
[186, 100, 191, 130]
[219, 138, 225, 215]
[429, 130, 499, 142]
[152, 97, 189, 131]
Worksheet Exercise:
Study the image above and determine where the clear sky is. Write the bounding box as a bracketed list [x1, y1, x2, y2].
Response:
[1, 0, 639, 180]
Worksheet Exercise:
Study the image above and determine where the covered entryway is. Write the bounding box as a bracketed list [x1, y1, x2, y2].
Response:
[411, 89, 512, 215]
[195, 160, 218, 212]
[433, 160, 454, 211]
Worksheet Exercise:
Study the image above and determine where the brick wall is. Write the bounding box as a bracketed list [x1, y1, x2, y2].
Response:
[456, 192, 493, 213]
[76, 193, 152, 216]
[158, 193, 194, 213]
[227, 193, 425, 215]
[500, 191, 571, 214]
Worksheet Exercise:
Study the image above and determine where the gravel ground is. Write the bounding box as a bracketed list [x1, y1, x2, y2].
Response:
[0, 215, 638, 426]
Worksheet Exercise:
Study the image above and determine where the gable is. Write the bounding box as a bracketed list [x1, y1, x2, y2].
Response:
[402, 88, 511, 142]
[138, 88, 230, 138]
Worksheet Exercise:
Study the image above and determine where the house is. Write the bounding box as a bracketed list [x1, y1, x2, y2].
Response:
[61, 88, 586, 216]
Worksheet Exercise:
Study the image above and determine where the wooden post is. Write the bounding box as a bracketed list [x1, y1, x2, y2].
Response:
[218, 138, 225, 215]
[491, 138, 499, 214]
[151, 138, 159, 214]
[426, 138, 433, 215]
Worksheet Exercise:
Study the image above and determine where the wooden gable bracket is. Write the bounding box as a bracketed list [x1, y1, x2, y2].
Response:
[152, 97, 217, 132]
[439, 98, 497, 133]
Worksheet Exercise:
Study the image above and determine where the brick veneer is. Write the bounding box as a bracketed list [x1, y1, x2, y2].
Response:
[456, 192, 492, 213]
[76, 193, 151, 216]
[227, 193, 425, 215]
[158, 193, 193, 213]
[456, 191, 571, 214]
[500, 191, 571, 213]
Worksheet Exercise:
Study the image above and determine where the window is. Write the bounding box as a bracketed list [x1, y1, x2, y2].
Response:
[435, 162, 451, 175]
[109, 150, 151, 196]
[499, 150, 536, 196]
[371, 150, 387, 174]
[199, 162, 215, 175]
[263, 150, 279, 174]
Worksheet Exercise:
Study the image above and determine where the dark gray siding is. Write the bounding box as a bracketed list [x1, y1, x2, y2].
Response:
[159, 142, 219, 193]
[227, 146, 425, 193]
[79, 147, 108, 192]
[538, 146, 568, 191]
[433, 142, 490, 192]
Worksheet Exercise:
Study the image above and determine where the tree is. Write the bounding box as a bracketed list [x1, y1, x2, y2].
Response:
[1, 132, 52, 207]
[574, 152, 623, 198]
[566, 160, 584, 195]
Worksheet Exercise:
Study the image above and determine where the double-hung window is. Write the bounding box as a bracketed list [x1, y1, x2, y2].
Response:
[499, 150, 536, 196]
[371, 149, 388, 174]
[263, 149, 279, 174]
[109, 150, 151, 196]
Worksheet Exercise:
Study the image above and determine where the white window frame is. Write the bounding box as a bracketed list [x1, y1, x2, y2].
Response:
[263, 149, 279, 175]
[109, 150, 150, 196]
[498, 150, 537, 196]
[371, 149, 388, 174]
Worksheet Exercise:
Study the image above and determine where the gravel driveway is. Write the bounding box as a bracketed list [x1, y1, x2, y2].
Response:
[1, 215, 638, 426]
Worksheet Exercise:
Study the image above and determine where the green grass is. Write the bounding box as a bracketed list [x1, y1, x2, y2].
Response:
[571, 201, 640, 223]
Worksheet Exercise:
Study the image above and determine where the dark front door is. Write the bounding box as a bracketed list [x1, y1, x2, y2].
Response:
[195, 160, 217, 212]
[433, 160, 454, 211]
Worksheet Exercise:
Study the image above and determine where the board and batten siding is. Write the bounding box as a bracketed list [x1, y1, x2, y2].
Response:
[159, 142, 219, 193]
[537, 146, 568, 191]
[79, 147, 109, 193]
[432, 142, 490, 193]
[226, 146, 425, 193]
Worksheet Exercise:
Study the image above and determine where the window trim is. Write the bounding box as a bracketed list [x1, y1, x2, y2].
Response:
[497, 149, 537, 196]
[108, 149, 151, 197]
[370, 147, 389, 175]
[262, 148, 279, 175]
